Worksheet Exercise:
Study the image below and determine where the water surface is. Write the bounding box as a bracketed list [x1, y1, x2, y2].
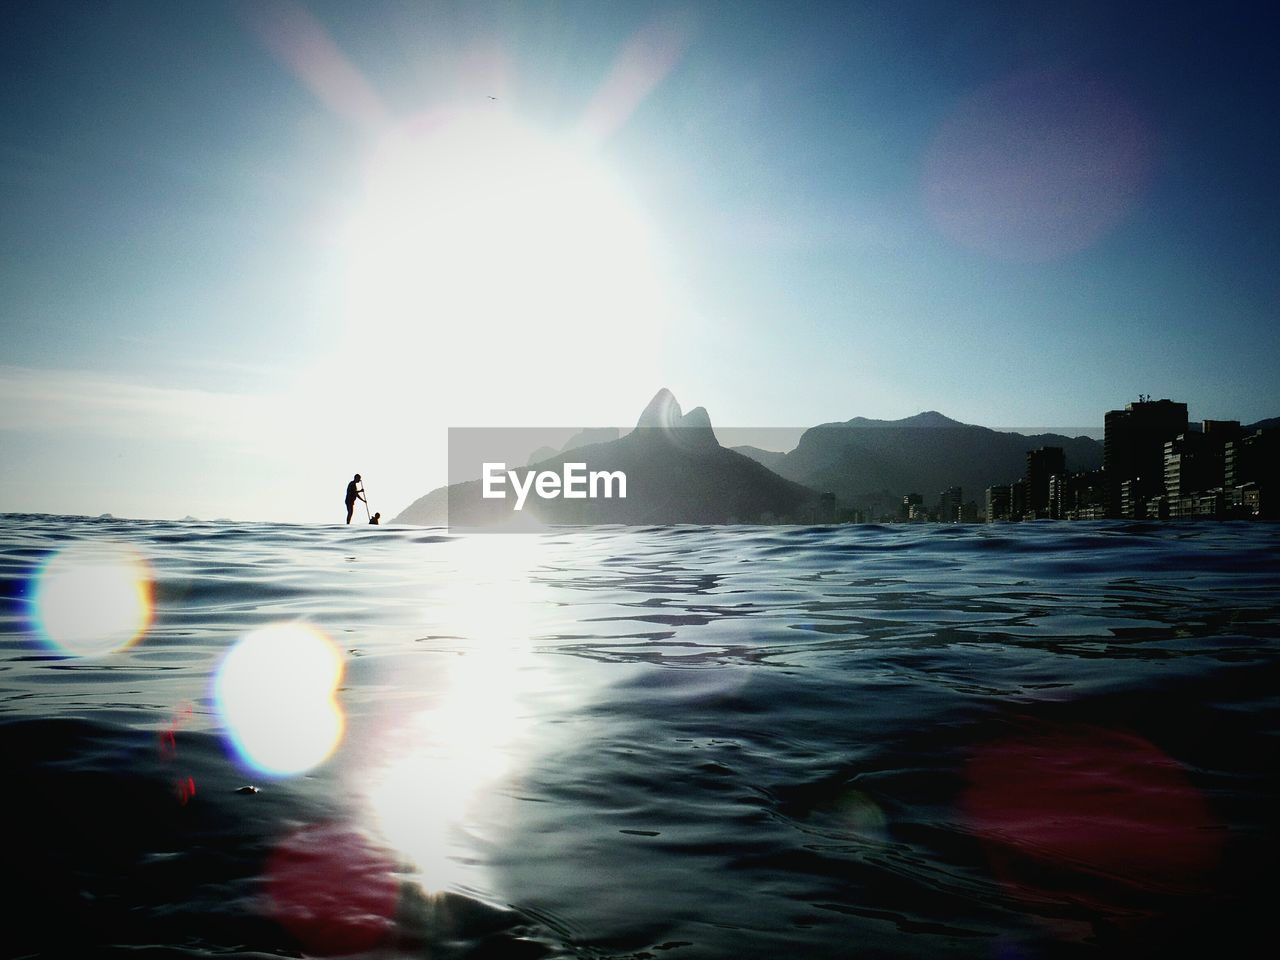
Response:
[2, 515, 1277, 958]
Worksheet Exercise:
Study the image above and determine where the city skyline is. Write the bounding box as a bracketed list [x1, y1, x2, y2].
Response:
[3, 2, 1278, 521]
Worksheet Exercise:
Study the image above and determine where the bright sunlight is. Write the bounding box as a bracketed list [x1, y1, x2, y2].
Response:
[341, 107, 671, 377]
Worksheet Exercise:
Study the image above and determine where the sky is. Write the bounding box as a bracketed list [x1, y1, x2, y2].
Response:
[2, 0, 1277, 521]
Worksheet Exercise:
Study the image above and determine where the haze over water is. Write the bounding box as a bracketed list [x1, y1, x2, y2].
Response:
[2, 513, 1276, 958]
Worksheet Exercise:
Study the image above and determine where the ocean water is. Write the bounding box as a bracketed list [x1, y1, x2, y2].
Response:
[1, 514, 1277, 959]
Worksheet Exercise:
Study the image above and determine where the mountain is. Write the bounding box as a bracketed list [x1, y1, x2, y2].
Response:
[734, 413, 1103, 505]
[732, 445, 788, 474]
[526, 427, 621, 466]
[838, 411, 966, 429]
[392, 389, 819, 526]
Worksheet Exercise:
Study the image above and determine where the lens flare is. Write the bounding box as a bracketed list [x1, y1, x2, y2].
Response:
[832, 788, 889, 844]
[962, 724, 1221, 905]
[264, 822, 400, 956]
[31, 543, 153, 656]
[215, 624, 346, 777]
[922, 68, 1151, 262]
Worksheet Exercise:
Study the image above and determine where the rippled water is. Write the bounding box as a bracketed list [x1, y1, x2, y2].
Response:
[1, 514, 1277, 958]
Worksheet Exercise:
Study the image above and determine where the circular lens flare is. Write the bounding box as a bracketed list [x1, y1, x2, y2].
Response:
[32, 543, 153, 656]
[962, 724, 1221, 905]
[215, 624, 346, 777]
[265, 822, 400, 956]
[922, 68, 1151, 262]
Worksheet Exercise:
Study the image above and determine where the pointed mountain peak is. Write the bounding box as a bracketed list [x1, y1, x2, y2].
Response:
[680, 406, 713, 431]
[632, 391, 720, 449]
[636, 388, 682, 429]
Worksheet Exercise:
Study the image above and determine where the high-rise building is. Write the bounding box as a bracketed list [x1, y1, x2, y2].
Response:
[1026, 446, 1066, 517]
[1009, 479, 1028, 520]
[1056, 469, 1108, 520]
[1048, 473, 1097, 519]
[900, 493, 922, 521]
[938, 486, 962, 523]
[1104, 399, 1188, 518]
[1225, 430, 1279, 519]
[985, 485, 1011, 522]
[1166, 421, 1243, 518]
[1164, 433, 1206, 512]
[1047, 474, 1064, 519]
[814, 492, 837, 524]
[1120, 478, 1146, 520]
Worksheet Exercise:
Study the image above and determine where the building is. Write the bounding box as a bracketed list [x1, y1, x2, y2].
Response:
[1104, 398, 1188, 518]
[1225, 430, 1279, 519]
[811, 492, 838, 524]
[985, 485, 1011, 522]
[1120, 478, 1146, 520]
[1026, 446, 1066, 517]
[1164, 433, 1208, 514]
[1055, 469, 1107, 520]
[1009, 479, 1028, 520]
[1047, 474, 1064, 519]
[900, 493, 923, 521]
[938, 486, 962, 523]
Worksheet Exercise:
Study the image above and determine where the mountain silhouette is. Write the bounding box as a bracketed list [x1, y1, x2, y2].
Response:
[525, 427, 621, 466]
[392, 390, 819, 526]
[734, 413, 1103, 505]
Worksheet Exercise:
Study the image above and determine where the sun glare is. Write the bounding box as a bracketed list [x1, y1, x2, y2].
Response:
[32, 543, 153, 656]
[342, 108, 670, 376]
[215, 623, 346, 777]
[365, 535, 544, 894]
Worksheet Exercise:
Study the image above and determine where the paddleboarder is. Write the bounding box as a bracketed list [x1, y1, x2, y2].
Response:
[344, 474, 366, 524]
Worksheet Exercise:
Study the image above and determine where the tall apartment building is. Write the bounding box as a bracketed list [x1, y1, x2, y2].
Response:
[985, 485, 1011, 522]
[1225, 430, 1279, 518]
[1026, 446, 1066, 517]
[900, 493, 923, 521]
[938, 486, 962, 523]
[1104, 399, 1188, 518]
[1048, 469, 1108, 520]
[1164, 433, 1208, 508]
[1164, 421, 1243, 517]
[1009, 478, 1028, 520]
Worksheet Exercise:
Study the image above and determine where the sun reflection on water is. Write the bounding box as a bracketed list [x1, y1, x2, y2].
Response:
[31, 542, 153, 656]
[366, 535, 544, 894]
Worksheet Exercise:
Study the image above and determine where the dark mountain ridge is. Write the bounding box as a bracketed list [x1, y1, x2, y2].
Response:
[394, 394, 1273, 524]
[735, 413, 1104, 505]
[392, 390, 819, 527]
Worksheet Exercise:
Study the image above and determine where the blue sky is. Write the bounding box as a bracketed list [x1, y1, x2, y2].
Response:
[2, 1, 1277, 520]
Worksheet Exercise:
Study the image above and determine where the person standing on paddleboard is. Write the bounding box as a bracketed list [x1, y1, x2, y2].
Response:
[344, 474, 366, 524]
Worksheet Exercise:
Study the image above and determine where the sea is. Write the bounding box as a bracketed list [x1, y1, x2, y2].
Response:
[1, 514, 1277, 959]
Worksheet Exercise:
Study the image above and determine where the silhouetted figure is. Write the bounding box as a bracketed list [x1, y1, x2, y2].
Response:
[345, 473, 366, 524]
[369, 512, 381, 525]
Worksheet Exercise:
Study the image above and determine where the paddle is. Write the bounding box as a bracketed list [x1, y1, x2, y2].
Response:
[359, 482, 371, 520]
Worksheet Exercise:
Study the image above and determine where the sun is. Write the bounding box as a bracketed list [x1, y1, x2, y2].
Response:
[340, 107, 670, 379]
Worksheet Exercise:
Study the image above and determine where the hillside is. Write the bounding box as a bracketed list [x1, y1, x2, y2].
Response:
[392, 390, 819, 526]
[734, 412, 1103, 503]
